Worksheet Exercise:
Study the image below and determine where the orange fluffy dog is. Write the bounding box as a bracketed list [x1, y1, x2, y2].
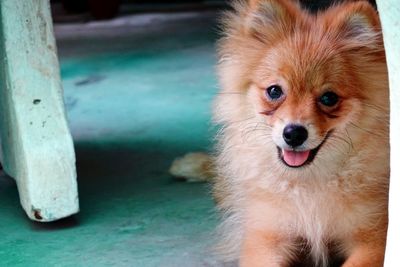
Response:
[213, 0, 389, 266]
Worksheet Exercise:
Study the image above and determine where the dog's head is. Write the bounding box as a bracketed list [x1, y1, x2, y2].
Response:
[215, 0, 388, 171]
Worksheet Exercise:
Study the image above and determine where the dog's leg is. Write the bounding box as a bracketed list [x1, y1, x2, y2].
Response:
[240, 229, 293, 267]
[342, 228, 387, 267]
[342, 244, 385, 267]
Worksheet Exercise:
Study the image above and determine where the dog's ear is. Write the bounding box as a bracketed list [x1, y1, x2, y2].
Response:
[241, 0, 302, 40]
[325, 1, 381, 46]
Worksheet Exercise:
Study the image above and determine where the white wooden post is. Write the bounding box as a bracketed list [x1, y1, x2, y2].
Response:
[0, 0, 79, 221]
[376, 0, 400, 265]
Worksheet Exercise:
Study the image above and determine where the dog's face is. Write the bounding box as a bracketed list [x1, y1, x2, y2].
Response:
[216, 0, 388, 171]
[252, 34, 365, 168]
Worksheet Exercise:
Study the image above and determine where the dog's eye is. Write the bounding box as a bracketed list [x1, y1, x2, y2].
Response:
[266, 85, 283, 100]
[319, 91, 339, 107]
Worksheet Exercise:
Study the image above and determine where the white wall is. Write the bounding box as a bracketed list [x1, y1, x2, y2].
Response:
[376, 1, 400, 266]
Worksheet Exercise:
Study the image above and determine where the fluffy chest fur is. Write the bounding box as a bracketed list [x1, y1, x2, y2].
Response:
[215, 128, 388, 265]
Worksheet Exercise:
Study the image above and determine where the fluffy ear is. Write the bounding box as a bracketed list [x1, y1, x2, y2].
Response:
[326, 1, 382, 46]
[240, 0, 301, 39]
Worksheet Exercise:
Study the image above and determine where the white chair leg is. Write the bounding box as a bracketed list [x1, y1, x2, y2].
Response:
[0, 0, 79, 221]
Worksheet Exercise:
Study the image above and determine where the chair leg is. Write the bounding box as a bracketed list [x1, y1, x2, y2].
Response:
[0, 0, 79, 221]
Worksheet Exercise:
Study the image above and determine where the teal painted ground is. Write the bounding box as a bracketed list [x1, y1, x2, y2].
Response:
[0, 11, 226, 266]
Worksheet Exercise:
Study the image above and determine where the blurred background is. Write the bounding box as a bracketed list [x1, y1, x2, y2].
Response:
[0, 1, 225, 267]
[51, 0, 227, 21]
[50, 0, 376, 22]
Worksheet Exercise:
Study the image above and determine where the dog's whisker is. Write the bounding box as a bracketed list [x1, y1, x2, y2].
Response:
[347, 122, 385, 137]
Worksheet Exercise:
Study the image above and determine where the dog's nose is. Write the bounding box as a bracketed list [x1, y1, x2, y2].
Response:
[283, 124, 308, 147]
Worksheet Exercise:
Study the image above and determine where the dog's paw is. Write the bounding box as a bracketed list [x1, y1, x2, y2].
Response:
[169, 152, 213, 182]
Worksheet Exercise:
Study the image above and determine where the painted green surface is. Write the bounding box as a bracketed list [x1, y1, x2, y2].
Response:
[0, 11, 224, 266]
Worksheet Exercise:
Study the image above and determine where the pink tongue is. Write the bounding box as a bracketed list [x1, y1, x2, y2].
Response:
[282, 149, 310, 167]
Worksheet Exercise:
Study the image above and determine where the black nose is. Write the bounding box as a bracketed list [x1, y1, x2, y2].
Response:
[283, 124, 308, 147]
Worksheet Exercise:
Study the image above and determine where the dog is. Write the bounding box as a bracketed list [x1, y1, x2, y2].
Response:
[212, 0, 389, 266]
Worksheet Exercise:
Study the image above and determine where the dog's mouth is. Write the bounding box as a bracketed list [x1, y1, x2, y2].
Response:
[277, 131, 332, 168]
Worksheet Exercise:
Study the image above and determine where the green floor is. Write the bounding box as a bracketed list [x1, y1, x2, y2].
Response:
[0, 11, 225, 266]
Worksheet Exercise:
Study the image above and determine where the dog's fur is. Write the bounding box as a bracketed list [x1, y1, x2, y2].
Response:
[213, 0, 389, 266]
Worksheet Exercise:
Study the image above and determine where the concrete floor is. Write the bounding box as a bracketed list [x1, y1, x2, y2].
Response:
[0, 11, 226, 266]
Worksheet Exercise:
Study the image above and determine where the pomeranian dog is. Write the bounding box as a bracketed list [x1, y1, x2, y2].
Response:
[212, 0, 389, 266]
